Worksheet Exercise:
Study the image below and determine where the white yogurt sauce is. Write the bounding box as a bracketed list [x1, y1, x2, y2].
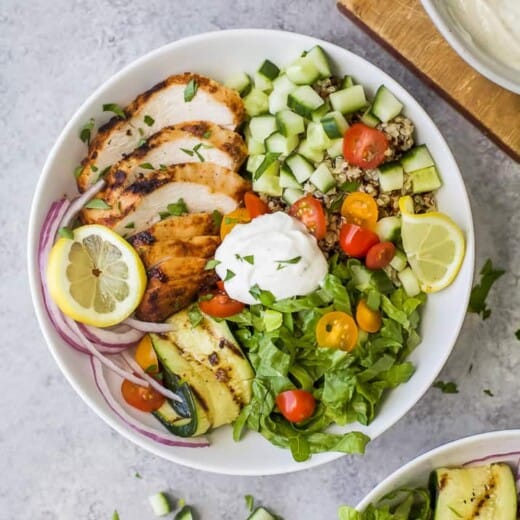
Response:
[214, 212, 328, 305]
[446, 0, 520, 72]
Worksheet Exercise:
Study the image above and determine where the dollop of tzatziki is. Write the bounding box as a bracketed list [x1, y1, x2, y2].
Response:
[214, 212, 328, 305]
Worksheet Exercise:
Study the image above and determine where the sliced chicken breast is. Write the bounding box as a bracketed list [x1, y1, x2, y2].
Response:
[77, 73, 245, 191]
[82, 163, 250, 236]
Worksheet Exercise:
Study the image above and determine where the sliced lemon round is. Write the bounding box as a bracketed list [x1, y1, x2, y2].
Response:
[399, 196, 465, 293]
[47, 225, 147, 327]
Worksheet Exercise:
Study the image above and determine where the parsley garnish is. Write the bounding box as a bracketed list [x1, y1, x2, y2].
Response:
[224, 269, 235, 281]
[84, 199, 111, 210]
[483, 389, 494, 397]
[276, 256, 301, 265]
[79, 118, 95, 145]
[166, 198, 188, 216]
[204, 259, 220, 270]
[254, 152, 281, 180]
[249, 284, 275, 306]
[433, 381, 458, 394]
[134, 472, 141, 479]
[102, 103, 126, 119]
[244, 495, 254, 512]
[124, 222, 135, 229]
[73, 165, 83, 179]
[136, 138, 146, 148]
[159, 211, 170, 220]
[145, 364, 158, 374]
[90, 164, 98, 172]
[515, 330, 520, 340]
[193, 143, 205, 162]
[112, 511, 120, 520]
[339, 181, 360, 192]
[235, 254, 254, 265]
[202, 130, 212, 139]
[159, 164, 168, 171]
[180, 148, 194, 157]
[58, 227, 74, 239]
[212, 210, 223, 228]
[143, 114, 155, 126]
[468, 259, 505, 319]
[187, 304, 203, 327]
[184, 78, 199, 102]
[139, 162, 154, 170]
[97, 165, 112, 182]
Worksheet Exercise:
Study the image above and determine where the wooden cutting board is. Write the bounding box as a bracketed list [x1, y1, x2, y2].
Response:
[337, 0, 520, 162]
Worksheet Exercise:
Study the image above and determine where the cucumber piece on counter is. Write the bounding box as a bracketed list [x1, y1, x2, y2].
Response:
[309, 163, 336, 193]
[306, 121, 331, 150]
[431, 464, 517, 520]
[390, 249, 407, 272]
[276, 109, 305, 137]
[375, 216, 401, 242]
[258, 59, 280, 80]
[297, 138, 324, 163]
[175, 506, 194, 520]
[326, 138, 344, 158]
[247, 507, 277, 520]
[378, 161, 404, 192]
[360, 106, 380, 128]
[279, 165, 302, 189]
[401, 144, 434, 173]
[288, 85, 325, 119]
[371, 85, 403, 122]
[286, 56, 321, 85]
[306, 45, 332, 78]
[321, 110, 349, 138]
[411, 166, 442, 193]
[224, 72, 252, 97]
[398, 267, 421, 297]
[243, 88, 269, 116]
[148, 492, 172, 517]
[282, 187, 305, 205]
[249, 115, 277, 142]
[329, 84, 367, 114]
[265, 132, 299, 155]
[285, 153, 314, 183]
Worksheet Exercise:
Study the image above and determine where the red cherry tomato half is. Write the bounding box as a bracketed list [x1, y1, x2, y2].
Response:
[289, 195, 327, 240]
[244, 191, 270, 219]
[339, 223, 380, 258]
[343, 123, 388, 169]
[276, 389, 316, 423]
[121, 379, 165, 412]
[365, 241, 396, 270]
[199, 284, 245, 318]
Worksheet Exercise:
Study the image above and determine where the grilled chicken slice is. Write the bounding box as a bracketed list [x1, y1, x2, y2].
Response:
[82, 163, 250, 236]
[77, 73, 244, 191]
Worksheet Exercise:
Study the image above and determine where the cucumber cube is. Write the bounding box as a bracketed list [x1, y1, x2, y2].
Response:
[329, 85, 367, 114]
[326, 138, 344, 158]
[378, 161, 404, 192]
[224, 72, 252, 96]
[283, 188, 304, 205]
[286, 56, 320, 85]
[243, 88, 269, 117]
[285, 153, 314, 183]
[309, 163, 336, 193]
[306, 121, 331, 150]
[287, 85, 325, 119]
[258, 59, 280, 80]
[401, 145, 435, 173]
[265, 132, 299, 155]
[276, 110, 305, 137]
[249, 115, 277, 141]
[411, 166, 442, 193]
[279, 165, 302, 189]
[297, 138, 324, 163]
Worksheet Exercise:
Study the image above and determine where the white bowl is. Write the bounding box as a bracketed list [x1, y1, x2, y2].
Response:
[421, 0, 520, 94]
[27, 29, 475, 476]
[357, 430, 520, 511]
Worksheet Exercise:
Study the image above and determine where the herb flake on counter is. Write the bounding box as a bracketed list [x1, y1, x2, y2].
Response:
[184, 78, 199, 102]
[224, 269, 235, 281]
[84, 199, 111, 210]
[166, 198, 188, 216]
[483, 389, 494, 397]
[433, 381, 459, 394]
[134, 472, 141, 479]
[244, 495, 255, 512]
[205, 259, 220, 270]
[58, 227, 74, 239]
[143, 114, 155, 126]
[102, 103, 126, 119]
[516, 329, 520, 340]
[468, 259, 505, 319]
[79, 117, 95, 145]
[112, 511, 120, 520]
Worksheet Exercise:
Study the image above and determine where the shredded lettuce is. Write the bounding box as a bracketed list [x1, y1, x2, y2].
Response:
[227, 257, 425, 461]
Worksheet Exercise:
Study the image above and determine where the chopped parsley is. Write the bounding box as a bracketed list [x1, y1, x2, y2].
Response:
[224, 269, 236, 281]
[84, 199, 111, 210]
[136, 138, 147, 148]
[483, 389, 494, 397]
[112, 511, 120, 520]
[468, 259, 505, 319]
[159, 211, 171, 220]
[244, 495, 255, 512]
[159, 164, 168, 171]
[433, 381, 458, 394]
[516, 329, 520, 340]
[339, 180, 360, 192]
[73, 165, 83, 179]
[90, 164, 99, 172]
[166, 198, 189, 216]
[143, 114, 155, 126]
[180, 148, 194, 157]
[235, 254, 254, 265]
[145, 364, 158, 374]
[276, 256, 301, 270]
[79, 118, 95, 145]
[193, 143, 205, 162]
[204, 259, 220, 270]
[187, 304, 203, 327]
[124, 222, 135, 229]
[254, 152, 281, 180]
[134, 472, 142, 479]
[212, 210, 223, 228]
[139, 162, 154, 170]
[58, 227, 74, 239]
[97, 165, 112, 182]
[102, 103, 126, 119]
[184, 78, 199, 102]
[202, 130, 212, 139]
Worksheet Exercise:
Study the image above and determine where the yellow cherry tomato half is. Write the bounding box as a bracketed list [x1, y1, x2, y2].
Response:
[341, 192, 378, 231]
[220, 208, 251, 239]
[135, 334, 159, 374]
[355, 299, 382, 333]
[315, 311, 358, 352]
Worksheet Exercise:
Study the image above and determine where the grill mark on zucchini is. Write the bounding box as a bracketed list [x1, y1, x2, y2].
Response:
[218, 337, 244, 358]
[470, 473, 497, 518]
[188, 385, 209, 412]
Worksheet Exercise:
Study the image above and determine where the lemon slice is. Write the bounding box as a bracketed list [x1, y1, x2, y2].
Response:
[47, 225, 146, 327]
[399, 196, 465, 293]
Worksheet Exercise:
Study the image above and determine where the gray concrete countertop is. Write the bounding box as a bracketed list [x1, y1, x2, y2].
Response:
[2, 0, 519, 518]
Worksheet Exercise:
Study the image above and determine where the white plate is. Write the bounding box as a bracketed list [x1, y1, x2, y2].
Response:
[357, 430, 520, 511]
[27, 29, 475, 476]
[421, 0, 520, 94]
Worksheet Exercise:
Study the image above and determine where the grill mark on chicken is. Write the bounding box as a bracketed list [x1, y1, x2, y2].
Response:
[128, 230, 156, 247]
[148, 266, 168, 283]
[127, 175, 169, 195]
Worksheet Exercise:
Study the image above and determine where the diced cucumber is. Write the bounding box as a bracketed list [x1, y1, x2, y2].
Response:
[306, 121, 331, 150]
[276, 110, 305, 137]
[258, 59, 280, 80]
[329, 85, 367, 114]
[310, 163, 336, 193]
[265, 132, 299, 155]
[246, 154, 264, 174]
[285, 153, 314, 183]
[268, 89, 289, 114]
[243, 88, 269, 116]
[246, 136, 265, 155]
[224, 72, 252, 96]
[375, 216, 401, 242]
[321, 111, 349, 138]
[398, 267, 421, 297]
[378, 161, 404, 192]
[253, 167, 282, 197]
[247, 506, 276, 520]
[326, 138, 344, 158]
[400, 144, 434, 173]
[288, 85, 325, 119]
[311, 101, 331, 122]
[341, 75, 355, 89]
[272, 74, 297, 94]
[306, 45, 332, 78]
[360, 106, 380, 128]
[249, 115, 277, 141]
[253, 72, 273, 93]
[297, 138, 324, 163]
[283, 187, 304, 205]
[411, 166, 442, 193]
[254, 152, 280, 180]
[280, 165, 302, 189]
[371, 85, 403, 122]
[148, 492, 171, 517]
[390, 249, 407, 272]
[286, 56, 320, 85]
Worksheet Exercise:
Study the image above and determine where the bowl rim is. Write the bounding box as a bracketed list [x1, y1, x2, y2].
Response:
[27, 28, 475, 475]
[420, 0, 520, 94]
[356, 429, 520, 510]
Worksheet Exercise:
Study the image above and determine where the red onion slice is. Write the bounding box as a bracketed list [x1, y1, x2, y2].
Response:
[78, 323, 144, 349]
[90, 357, 209, 447]
[123, 317, 175, 333]
[61, 179, 106, 228]
[463, 451, 520, 467]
